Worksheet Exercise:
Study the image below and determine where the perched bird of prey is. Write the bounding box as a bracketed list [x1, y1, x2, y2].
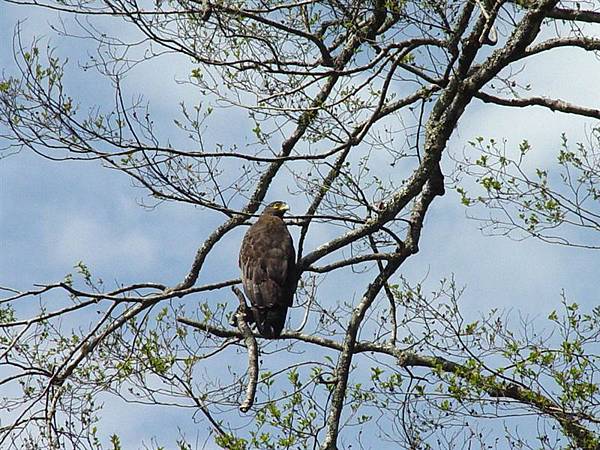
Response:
[239, 201, 296, 338]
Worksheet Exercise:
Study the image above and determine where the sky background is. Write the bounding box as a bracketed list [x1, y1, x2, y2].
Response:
[1, 3, 599, 448]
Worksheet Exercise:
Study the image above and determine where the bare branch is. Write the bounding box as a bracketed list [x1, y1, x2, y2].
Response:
[231, 286, 258, 413]
[475, 91, 600, 120]
[547, 7, 600, 24]
[525, 36, 600, 56]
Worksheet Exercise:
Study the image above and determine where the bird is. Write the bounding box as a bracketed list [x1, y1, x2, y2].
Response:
[239, 201, 296, 338]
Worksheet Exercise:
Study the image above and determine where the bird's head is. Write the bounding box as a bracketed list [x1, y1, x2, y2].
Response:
[264, 201, 290, 217]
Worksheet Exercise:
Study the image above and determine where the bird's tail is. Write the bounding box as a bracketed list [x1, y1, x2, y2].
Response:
[253, 306, 287, 338]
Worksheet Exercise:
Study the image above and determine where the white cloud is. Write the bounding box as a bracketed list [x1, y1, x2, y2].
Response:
[48, 213, 157, 272]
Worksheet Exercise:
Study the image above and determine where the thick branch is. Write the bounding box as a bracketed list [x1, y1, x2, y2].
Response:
[476, 91, 600, 120]
[465, 0, 561, 90]
[525, 36, 600, 56]
[547, 7, 600, 24]
[231, 287, 258, 413]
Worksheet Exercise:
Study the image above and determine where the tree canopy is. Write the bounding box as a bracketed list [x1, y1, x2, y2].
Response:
[1, 0, 599, 449]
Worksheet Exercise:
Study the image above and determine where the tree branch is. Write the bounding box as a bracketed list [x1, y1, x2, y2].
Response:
[547, 7, 600, 24]
[231, 286, 258, 413]
[177, 317, 600, 449]
[475, 91, 600, 120]
[525, 36, 600, 56]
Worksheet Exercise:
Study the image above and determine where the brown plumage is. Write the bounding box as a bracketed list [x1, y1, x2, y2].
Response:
[239, 201, 296, 338]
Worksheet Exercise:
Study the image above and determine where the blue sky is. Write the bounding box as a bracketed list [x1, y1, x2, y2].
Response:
[1, 3, 599, 448]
